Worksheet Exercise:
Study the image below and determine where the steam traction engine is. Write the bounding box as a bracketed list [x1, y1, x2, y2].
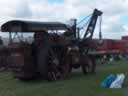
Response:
[1, 9, 102, 81]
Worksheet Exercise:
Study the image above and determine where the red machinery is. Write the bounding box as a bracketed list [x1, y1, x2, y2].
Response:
[90, 36, 128, 55]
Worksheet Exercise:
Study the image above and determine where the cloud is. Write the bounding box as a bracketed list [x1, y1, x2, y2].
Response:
[16, 0, 32, 18]
[0, 0, 128, 39]
[28, 0, 128, 39]
[0, 0, 32, 24]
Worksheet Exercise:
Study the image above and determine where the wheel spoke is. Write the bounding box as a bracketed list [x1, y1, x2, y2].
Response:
[51, 71, 57, 80]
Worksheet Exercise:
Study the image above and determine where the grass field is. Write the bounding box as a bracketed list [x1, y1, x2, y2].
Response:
[0, 61, 128, 96]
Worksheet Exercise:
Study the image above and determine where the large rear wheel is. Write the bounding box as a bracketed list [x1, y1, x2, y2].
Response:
[47, 46, 70, 81]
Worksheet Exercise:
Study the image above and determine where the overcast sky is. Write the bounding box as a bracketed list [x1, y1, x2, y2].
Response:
[0, 0, 128, 39]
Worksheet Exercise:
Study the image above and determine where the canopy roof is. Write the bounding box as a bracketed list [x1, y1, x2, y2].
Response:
[1, 20, 69, 32]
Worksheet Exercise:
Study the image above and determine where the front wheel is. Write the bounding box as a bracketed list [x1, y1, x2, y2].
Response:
[81, 55, 96, 75]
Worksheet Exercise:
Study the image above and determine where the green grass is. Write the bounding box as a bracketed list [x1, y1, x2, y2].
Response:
[0, 61, 128, 96]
